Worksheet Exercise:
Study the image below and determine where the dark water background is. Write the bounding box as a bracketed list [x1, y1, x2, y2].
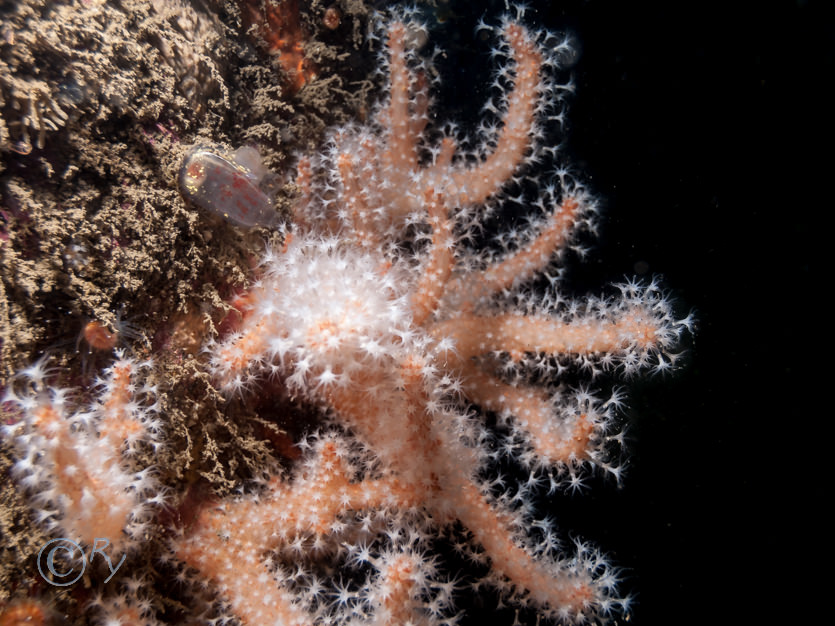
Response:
[414, 0, 824, 624]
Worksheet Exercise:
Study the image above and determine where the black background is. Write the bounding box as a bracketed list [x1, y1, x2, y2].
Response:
[407, 0, 826, 624]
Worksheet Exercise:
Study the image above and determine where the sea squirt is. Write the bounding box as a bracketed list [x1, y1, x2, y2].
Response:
[179, 145, 279, 228]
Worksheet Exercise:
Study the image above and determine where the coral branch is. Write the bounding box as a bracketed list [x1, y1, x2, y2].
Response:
[181, 12, 689, 625]
[433, 307, 668, 361]
[448, 23, 544, 206]
[460, 197, 585, 305]
[382, 22, 421, 182]
[175, 437, 424, 625]
[411, 189, 455, 325]
[453, 479, 596, 618]
[2, 354, 160, 552]
[455, 361, 597, 467]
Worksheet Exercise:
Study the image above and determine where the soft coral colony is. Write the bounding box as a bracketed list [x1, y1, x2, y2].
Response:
[3, 7, 689, 626]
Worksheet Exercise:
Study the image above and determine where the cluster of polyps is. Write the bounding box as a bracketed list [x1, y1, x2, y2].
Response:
[182, 9, 689, 626]
[0, 7, 689, 625]
[2, 354, 163, 555]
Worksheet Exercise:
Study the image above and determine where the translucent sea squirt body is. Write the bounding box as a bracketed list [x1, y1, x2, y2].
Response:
[179, 146, 279, 228]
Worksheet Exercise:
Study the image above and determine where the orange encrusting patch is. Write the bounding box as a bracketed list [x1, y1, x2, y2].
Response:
[238, 0, 317, 95]
[0, 599, 49, 626]
[83, 320, 118, 351]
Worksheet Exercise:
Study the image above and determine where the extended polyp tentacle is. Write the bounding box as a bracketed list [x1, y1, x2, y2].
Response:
[423, 137, 456, 179]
